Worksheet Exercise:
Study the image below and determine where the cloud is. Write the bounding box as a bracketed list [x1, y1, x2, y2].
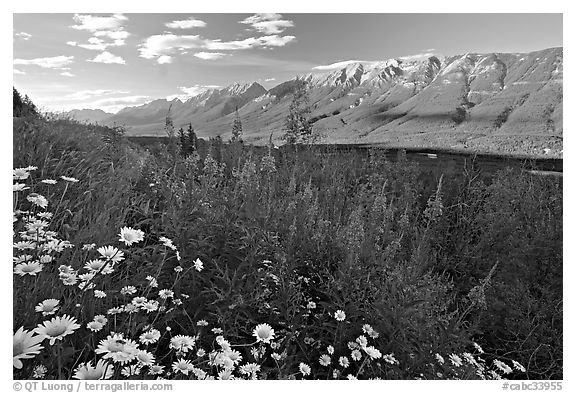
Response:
[14, 55, 74, 70]
[265, 78, 276, 82]
[15, 32, 32, 40]
[76, 95, 151, 114]
[13, 68, 25, 75]
[240, 13, 294, 34]
[312, 60, 368, 71]
[71, 14, 128, 32]
[157, 55, 173, 64]
[166, 85, 220, 101]
[94, 30, 130, 40]
[88, 51, 126, 65]
[139, 33, 296, 63]
[64, 89, 128, 101]
[166, 17, 207, 29]
[60, 71, 75, 77]
[398, 51, 438, 61]
[194, 52, 227, 60]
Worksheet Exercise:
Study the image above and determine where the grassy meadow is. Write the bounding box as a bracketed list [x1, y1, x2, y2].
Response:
[13, 113, 562, 380]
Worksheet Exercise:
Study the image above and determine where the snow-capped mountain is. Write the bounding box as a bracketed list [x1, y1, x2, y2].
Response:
[66, 47, 562, 157]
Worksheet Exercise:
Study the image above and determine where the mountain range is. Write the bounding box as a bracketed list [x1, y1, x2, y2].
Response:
[67, 47, 563, 157]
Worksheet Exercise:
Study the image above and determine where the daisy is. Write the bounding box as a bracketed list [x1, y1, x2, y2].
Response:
[212, 327, 223, 334]
[172, 359, 194, 375]
[435, 353, 445, 364]
[473, 342, 484, 354]
[142, 301, 159, 313]
[493, 359, 512, 374]
[13, 327, 44, 369]
[347, 374, 358, 380]
[84, 259, 106, 272]
[27, 194, 48, 208]
[95, 333, 139, 364]
[170, 335, 195, 352]
[14, 261, 43, 276]
[107, 307, 123, 315]
[307, 301, 316, 309]
[253, 323, 275, 343]
[13, 183, 29, 192]
[218, 369, 234, 380]
[194, 258, 204, 272]
[94, 290, 107, 298]
[60, 176, 79, 183]
[139, 329, 161, 345]
[271, 352, 281, 361]
[449, 354, 463, 367]
[39, 255, 53, 264]
[93, 315, 108, 325]
[192, 367, 207, 380]
[148, 365, 164, 375]
[35, 299, 60, 316]
[118, 227, 145, 246]
[32, 364, 47, 379]
[146, 276, 158, 287]
[351, 349, 362, 361]
[383, 354, 398, 365]
[462, 352, 477, 365]
[121, 364, 142, 377]
[34, 315, 81, 345]
[512, 360, 526, 373]
[97, 245, 124, 263]
[41, 179, 57, 185]
[24, 166, 38, 171]
[299, 362, 311, 376]
[73, 360, 114, 380]
[356, 335, 368, 348]
[216, 336, 231, 351]
[239, 363, 261, 376]
[176, 250, 181, 261]
[327, 345, 334, 355]
[174, 266, 183, 273]
[334, 310, 346, 321]
[13, 168, 30, 180]
[13, 240, 35, 250]
[364, 346, 382, 360]
[224, 349, 243, 365]
[132, 296, 148, 307]
[319, 354, 331, 366]
[82, 243, 96, 250]
[135, 350, 155, 366]
[159, 289, 174, 299]
[159, 236, 176, 250]
[120, 285, 137, 295]
[339, 356, 350, 368]
[87, 321, 104, 332]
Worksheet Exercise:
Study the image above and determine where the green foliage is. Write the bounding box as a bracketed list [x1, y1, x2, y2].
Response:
[283, 78, 312, 144]
[13, 87, 39, 118]
[231, 108, 243, 143]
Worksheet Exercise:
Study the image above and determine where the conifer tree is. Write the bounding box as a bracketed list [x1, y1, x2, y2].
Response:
[283, 78, 312, 144]
[231, 107, 243, 143]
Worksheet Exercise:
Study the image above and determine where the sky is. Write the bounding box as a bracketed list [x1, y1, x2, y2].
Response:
[13, 13, 563, 113]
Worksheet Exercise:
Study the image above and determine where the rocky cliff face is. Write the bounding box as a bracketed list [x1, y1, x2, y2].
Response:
[69, 47, 563, 157]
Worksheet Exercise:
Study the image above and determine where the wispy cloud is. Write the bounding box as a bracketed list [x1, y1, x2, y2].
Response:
[264, 78, 276, 82]
[312, 60, 368, 71]
[15, 32, 32, 40]
[60, 71, 75, 77]
[64, 89, 129, 101]
[194, 52, 228, 60]
[240, 14, 294, 34]
[157, 55, 173, 64]
[139, 33, 295, 63]
[14, 55, 74, 70]
[70, 14, 128, 32]
[88, 51, 126, 65]
[13, 68, 25, 75]
[166, 17, 207, 29]
[398, 51, 438, 61]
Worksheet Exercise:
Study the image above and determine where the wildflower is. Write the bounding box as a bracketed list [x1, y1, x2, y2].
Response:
[196, 348, 206, 357]
[27, 193, 48, 208]
[61, 274, 78, 286]
[142, 300, 159, 313]
[363, 346, 381, 360]
[319, 354, 331, 366]
[14, 240, 35, 250]
[118, 227, 145, 246]
[148, 365, 164, 375]
[35, 299, 60, 316]
[271, 352, 281, 361]
[13, 327, 44, 369]
[493, 359, 513, 374]
[159, 236, 177, 250]
[351, 349, 362, 361]
[512, 360, 526, 373]
[60, 175, 79, 183]
[97, 245, 124, 263]
[253, 323, 275, 343]
[135, 350, 155, 366]
[192, 367, 207, 380]
[93, 315, 108, 325]
[435, 353, 445, 365]
[489, 370, 502, 380]
[174, 266, 183, 273]
[158, 289, 174, 299]
[32, 364, 47, 379]
[73, 360, 114, 380]
[347, 374, 358, 380]
[299, 362, 311, 376]
[41, 179, 57, 185]
[121, 364, 142, 377]
[107, 307, 123, 315]
[176, 250, 181, 261]
[139, 329, 161, 345]
[87, 321, 104, 332]
[194, 258, 204, 272]
[326, 345, 335, 355]
[146, 275, 158, 287]
[463, 352, 477, 365]
[34, 314, 81, 345]
[95, 333, 139, 364]
[212, 327, 223, 334]
[14, 261, 43, 277]
[362, 324, 379, 339]
[94, 290, 107, 299]
[307, 301, 317, 309]
[239, 363, 261, 376]
[132, 297, 148, 307]
[170, 335, 196, 353]
[13, 168, 30, 180]
[172, 359, 194, 375]
[339, 356, 350, 368]
[216, 336, 231, 351]
[348, 341, 359, 350]
[383, 354, 398, 364]
[473, 342, 485, 354]
[197, 319, 208, 326]
[218, 369, 234, 380]
[172, 299, 182, 306]
[356, 335, 368, 348]
[13, 183, 29, 192]
[24, 166, 38, 171]
[449, 354, 463, 367]
[334, 310, 346, 321]
[120, 285, 137, 295]
[39, 255, 53, 264]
